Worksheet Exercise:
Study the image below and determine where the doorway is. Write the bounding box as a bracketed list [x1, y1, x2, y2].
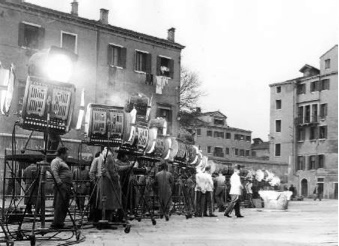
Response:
[301, 179, 308, 197]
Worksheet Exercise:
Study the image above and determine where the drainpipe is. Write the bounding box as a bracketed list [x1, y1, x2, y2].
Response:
[95, 28, 100, 103]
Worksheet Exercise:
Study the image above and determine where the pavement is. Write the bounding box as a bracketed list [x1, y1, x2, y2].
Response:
[3, 199, 338, 246]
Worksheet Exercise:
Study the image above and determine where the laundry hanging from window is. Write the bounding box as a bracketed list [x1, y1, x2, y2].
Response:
[155, 76, 169, 94]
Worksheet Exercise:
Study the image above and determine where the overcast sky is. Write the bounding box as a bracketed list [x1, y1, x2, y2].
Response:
[27, 0, 338, 140]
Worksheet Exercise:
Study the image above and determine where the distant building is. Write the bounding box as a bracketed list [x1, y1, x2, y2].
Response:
[251, 138, 269, 160]
[194, 110, 252, 158]
[269, 45, 338, 199]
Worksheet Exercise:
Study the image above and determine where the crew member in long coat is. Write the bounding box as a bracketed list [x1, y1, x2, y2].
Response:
[155, 161, 173, 221]
[89, 148, 133, 221]
[23, 163, 40, 214]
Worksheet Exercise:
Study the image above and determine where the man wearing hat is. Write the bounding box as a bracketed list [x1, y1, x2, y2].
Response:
[155, 161, 173, 221]
[224, 165, 244, 218]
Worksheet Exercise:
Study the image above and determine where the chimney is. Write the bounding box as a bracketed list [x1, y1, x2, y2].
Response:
[100, 8, 109, 25]
[167, 27, 175, 42]
[71, 0, 78, 16]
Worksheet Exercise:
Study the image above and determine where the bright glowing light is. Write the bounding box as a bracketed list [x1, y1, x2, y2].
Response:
[45, 54, 73, 82]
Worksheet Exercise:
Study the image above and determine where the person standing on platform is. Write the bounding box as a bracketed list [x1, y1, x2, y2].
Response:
[50, 147, 72, 229]
[224, 165, 244, 218]
[155, 161, 174, 221]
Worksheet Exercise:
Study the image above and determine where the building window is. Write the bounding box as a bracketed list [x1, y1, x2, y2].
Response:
[246, 136, 251, 142]
[310, 81, 319, 92]
[311, 104, 318, 123]
[157, 56, 173, 78]
[214, 131, 224, 138]
[246, 150, 250, 156]
[61, 31, 77, 53]
[276, 100, 282, 109]
[135, 50, 151, 73]
[309, 155, 316, 170]
[298, 106, 304, 124]
[18, 22, 44, 49]
[234, 134, 238, 140]
[225, 148, 230, 155]
[196, 129, 201, 136]
[108, 44, 126, 68]
[207, 130, 212, 137]
[214, 147, 224, 157]
[318, 155, 325, 168]
[226, 132, 231, 139]
[276, 86, 281, 93]
[297, 156, 305, 170]
[297, 84, 306, 94]
[275, 120, 281, 132]
[325, 59, 330, 69]
[214, 118, 224, 125]
[297, 127, 305, 141]
[310, 126, 318, 140]
[319, 104, 327, 119]
[239, 149, 244, 156]
[305, 105, 310, 123]
[207, 146, 212, 154]
[320, 79, 330, 91]
[319, 126, 327, 139]
[275, 144, 281, 157]
[234, 148, 239, 156]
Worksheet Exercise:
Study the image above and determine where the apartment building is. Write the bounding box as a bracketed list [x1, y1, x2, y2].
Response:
[269, 45, 338, 199]
[0, 0, 184, 191]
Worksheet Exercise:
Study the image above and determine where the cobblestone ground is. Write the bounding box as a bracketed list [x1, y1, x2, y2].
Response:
[3, 199, 338, 246]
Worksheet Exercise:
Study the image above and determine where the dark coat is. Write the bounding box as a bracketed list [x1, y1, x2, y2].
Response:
[23, 164, 39, 205]
[155, 170, 173, 202]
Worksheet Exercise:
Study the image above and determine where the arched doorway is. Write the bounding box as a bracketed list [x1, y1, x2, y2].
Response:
[301, 179, 308, 197]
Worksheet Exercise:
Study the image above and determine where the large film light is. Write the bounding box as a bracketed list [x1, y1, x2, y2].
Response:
[28, 46, 77, 82]
[45, 53, 73, 82]
[84, 104, 124, 146]
[21, 76, 76, 135]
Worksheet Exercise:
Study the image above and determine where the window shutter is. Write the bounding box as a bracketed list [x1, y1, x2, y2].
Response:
[134, 51, 137, 70]
[315, 155, 319, 169]
[302, 156, 306, 170]
[146, 53, 152, 74]
[18, 22, 25, 47]
[325, 80, 330, 90]
[156, 56, 161, 75]
[38, 27, 45, 49]
[107, 45, 112, 65]
[121, 47, 127, 68]
[169, 59, 174, 78]
[325, 104, 328, 117]
[322, 155, 325, 168]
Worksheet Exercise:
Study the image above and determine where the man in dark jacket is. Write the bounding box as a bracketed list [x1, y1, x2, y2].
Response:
[155, 161, 173, 221]
[50, 147, 72, 229]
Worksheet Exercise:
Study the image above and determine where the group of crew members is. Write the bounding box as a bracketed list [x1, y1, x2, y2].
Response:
[22, 146, 253, 229]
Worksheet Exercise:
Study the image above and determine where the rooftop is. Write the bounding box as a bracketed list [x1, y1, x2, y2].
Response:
[1, 0, 185, 50]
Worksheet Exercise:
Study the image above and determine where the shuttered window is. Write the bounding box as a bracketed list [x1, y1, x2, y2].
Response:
[18, 22, 45, 49]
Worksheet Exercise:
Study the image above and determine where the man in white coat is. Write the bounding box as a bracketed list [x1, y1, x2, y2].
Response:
[224, 165, 244, 218]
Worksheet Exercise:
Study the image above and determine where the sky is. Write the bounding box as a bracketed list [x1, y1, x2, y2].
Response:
[27, 0, 339, 140]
